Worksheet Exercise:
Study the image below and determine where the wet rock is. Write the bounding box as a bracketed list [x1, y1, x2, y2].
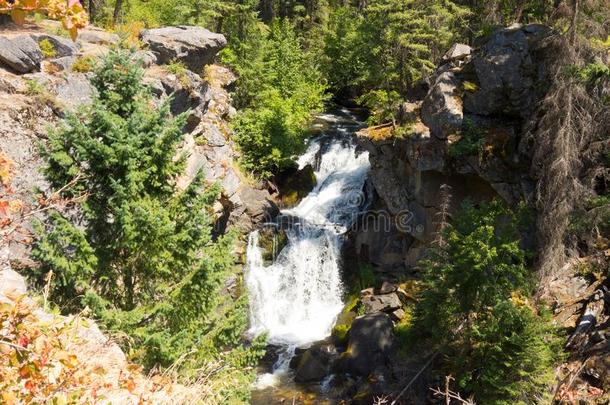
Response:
[0, 35, 43, 73]
[339, 313, 394, 376]
[277, 164, 316, 207]
[421, 70, 463, 140]
[362, 292, 402, 313]
[141, 26, 227, 73]
[295, 342, 338, 383]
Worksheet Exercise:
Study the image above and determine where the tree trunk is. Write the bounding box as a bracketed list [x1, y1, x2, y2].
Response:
[113, 0, 123, 26]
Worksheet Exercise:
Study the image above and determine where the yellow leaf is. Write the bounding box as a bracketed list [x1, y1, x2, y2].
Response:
[69, 26, 78, 41]
[22, 0, 37, 9]
[11, 9, 26, 25]
[2, 391, 17, 405]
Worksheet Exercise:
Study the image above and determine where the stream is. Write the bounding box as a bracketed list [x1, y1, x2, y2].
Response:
[245, 108, 371, 403]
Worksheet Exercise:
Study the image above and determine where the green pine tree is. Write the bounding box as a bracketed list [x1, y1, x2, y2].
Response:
[32, 50, 263, 402]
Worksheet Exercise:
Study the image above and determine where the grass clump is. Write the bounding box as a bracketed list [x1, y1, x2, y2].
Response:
[166, 60, 190, 87]
[72, 56, 95, 73]
[39, 38, 57, 58]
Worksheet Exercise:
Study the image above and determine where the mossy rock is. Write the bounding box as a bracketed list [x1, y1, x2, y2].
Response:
[278, 164, 317, 208]
[257, 226, 288, 264]
[331, 295, 360, 344]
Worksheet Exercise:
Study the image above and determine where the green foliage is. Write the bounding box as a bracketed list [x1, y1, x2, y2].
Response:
[24, 79, 45, 96]
[357, 89, 403, 126]
[413, 200, 560, 404]
[225, 19, 327, 177]
[32, 50, 261, 401]
[355, 263, 376, 291]
[39, 38, 57, 58]
[449, 118, 485, 158]
[321, 0, 469, 95]
[166, 59, 190, 86]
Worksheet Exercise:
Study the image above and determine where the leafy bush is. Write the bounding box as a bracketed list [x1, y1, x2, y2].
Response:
[413, 200, 560, 404]
[448, 118, 485, 158]
[31, 50, 262, 401]
[357, 89, 402, 126]
[224, 19, 327, 178]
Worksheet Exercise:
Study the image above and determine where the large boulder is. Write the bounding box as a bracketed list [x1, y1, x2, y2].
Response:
[0, 35, 43, 73]
[442, 43, 472, 62]
[31, 34, 78, 58]
[421, 70, 463, 140]
[339, 313, 394, 376]
[294, 342, 338, 383]
[463, 24, 553, 117]
[362, 292, 402, 314]
[141, 26, 227, 73]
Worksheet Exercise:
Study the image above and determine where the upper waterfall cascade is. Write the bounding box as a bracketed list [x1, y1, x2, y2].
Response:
[245, 110, 370, 347]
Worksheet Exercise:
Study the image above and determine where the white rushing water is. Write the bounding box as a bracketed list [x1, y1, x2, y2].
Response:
[245, 110, 370, 388]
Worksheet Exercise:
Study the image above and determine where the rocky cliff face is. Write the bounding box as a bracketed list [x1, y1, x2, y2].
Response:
[353, 24, 610, 403]
[355, 24, 555, 274]
[0, 21, 277, 264]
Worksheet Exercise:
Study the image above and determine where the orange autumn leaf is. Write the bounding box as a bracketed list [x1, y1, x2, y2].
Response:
[10, 9, 26, 24]
[126, 378, 136, 393]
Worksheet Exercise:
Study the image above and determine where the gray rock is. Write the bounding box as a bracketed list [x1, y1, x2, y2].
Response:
[133, 50, 157, 68]
[141, 26, 227, 73]
[341, 313, 394, 376]
[44, 56, 76, 72]
[421, 71, 463, 140]
[442, 43, 472, 62]
[378, 281, 397, 294]
[390, 308, 407, 322]
[362, 292, 402, 313]
[0, 35, 43, 73]
[31, 34, 79, 57]
[77, 28, 120, 46]
[53, 74, 94, 108]
[463, 24, 552, 118]
[295, 342, 337, 382]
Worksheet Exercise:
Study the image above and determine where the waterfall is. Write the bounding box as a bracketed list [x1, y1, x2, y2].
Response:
[245, 110, 370, 383]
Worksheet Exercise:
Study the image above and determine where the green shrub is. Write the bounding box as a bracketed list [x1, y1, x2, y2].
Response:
[39, 38, 57, 58]
[225, 20, 327, 178]
[357, 89, 402, 126]
[449, 118, 485, 158]
[356, 263, 376, 291]
[413, 200, 560, 404]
